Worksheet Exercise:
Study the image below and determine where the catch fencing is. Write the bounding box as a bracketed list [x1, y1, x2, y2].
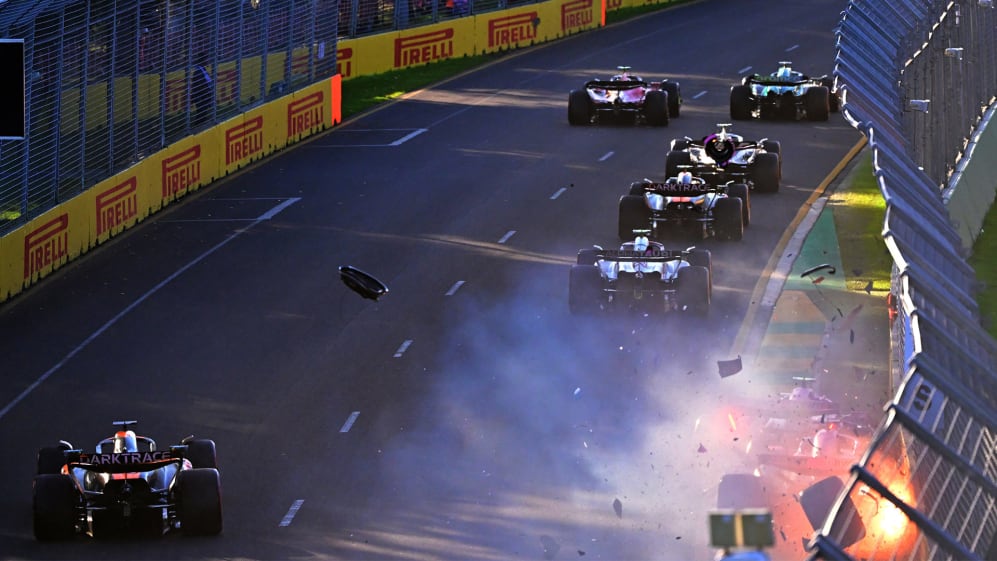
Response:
[811, 1, 997, 560]
[0, 0, 340, 237]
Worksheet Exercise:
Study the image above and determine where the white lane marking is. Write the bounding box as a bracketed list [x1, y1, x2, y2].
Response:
[279, 500, 305, 527]
[498, 230, 516, 244]
[0, 198, 302, 422]
[738, 66, 753, 74]
[693, 90, 707, 100]
[161, 197, 300, 223]
[340, 411, 361, 433]
[445, 280, 465, 296]
[394, 339, 413, 358]
[599, 151, 614, 162]
[390, 128, 428, 146]
[550, 187, 568, 200]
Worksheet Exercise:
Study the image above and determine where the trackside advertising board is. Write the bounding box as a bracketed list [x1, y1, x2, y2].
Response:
[337, 0, 603, 78]
[1, 0, 662, 302]
[0, 77, 341, 302]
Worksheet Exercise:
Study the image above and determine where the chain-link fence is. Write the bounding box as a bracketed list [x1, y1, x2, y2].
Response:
[809, 1, 997, 560]
[0, 0, 340, 236]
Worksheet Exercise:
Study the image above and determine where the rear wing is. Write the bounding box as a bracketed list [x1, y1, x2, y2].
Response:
[594, 249, 685, 262]
[67, 449, 183, 474]
[584, 79, 647, 91]
[636, 181, 713, 196]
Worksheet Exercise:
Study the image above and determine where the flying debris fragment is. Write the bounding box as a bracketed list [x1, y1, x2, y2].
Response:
[717, 356, 742, 378]
[801, 263, 836, 278]
[864, 280, 874, 294]
[613, 498, 623, 518]
[339, 266, 389, 300]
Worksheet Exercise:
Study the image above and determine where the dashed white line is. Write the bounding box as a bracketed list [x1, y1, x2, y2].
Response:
[693, 90, 707, 100]
[0, 197, 302, 422]
[498, 230, 516, 244]
[785, 44, 799, 52]
[340, 411, 361, 433]
[390, 128, 428, 146]
[445, 280, 465, 296]
[394, 339, 413, 357]
[279, 500, 305, 527]
[599, 151, 615, 161]
[738, 66, 753, 74]
[550, 187, 568, 200]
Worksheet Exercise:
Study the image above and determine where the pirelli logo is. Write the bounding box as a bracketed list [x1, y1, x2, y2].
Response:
[24, 214, 68, 278]
[607, 0, 623, 9]
[162, 145, 202, 200]
[561, 0, 593, 30]
[488, 13, 538, 48]
[96, 177, 138, 236]
[287, 92, 324, 138]
[337, 47, 353, 78]
[226, 116, 264, 165]
[395, 29, 454, 68]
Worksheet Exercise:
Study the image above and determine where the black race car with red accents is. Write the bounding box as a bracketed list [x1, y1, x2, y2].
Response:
[32, 420, 222, 540]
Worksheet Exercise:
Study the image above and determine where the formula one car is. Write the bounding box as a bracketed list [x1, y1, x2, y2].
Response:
[568, 66, 681, 126]
[665, 123, 781, 193]
[569, 230, 711, 315]
[618, 172, 749, 242]
[32, 420, 222, 540]
[730, 61, 841, 121]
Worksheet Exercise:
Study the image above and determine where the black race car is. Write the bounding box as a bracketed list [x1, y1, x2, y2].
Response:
[665, 123, 781, 193]
[619, 173, 750, 242]
[568, 66, 681, 126]
[569, 231, 711, 315]
[730, 61, 841, 121]
[33, 420, 222, 540]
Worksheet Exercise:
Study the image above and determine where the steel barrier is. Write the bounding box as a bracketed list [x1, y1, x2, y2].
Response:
[810, 1, 997, 560]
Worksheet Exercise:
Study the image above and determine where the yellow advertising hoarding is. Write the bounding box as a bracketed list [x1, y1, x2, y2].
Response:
[0, 76, 341, 303]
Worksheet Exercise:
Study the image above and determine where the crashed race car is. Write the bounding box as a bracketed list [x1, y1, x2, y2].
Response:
[665, 123, 781, 193]
[568, 66, 681, 126]
[730, 61, 841, 121]
[618, 172, 750, 242]
[32, 420, 222, 540]
[568, 230, 711, 315]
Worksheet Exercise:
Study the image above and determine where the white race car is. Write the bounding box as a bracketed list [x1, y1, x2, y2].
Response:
[568, 231, 711, 315]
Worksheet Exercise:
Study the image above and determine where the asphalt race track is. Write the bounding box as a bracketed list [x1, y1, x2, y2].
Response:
[0, 0, 862, 559]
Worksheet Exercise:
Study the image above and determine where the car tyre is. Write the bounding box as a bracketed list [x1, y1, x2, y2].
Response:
[186, 439, 218, 469]
[618, 195, 651, 240]
[576, 249, 600, 265]
[662, 81, 681, 117]
[805, 86, 830, 121]
[644, 90, 669, 126]
[752, 153, 781, 193]
[730, 85, 753, 120]
[33, 474, 78, 541]
[178, 468, 223, 536]
[713, 197, 743, 241]
[37, 446, 68, 475]
[727, 183, 750, 226]
[568, 90, 591, 125]
[569, 265, 603, 315]
[665, 150, 691, 179]
[677, 265, 710, 316]
[687, 249, 712, 297]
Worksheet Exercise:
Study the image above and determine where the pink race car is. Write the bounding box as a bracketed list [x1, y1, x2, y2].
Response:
[568, 66, 681, 126]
